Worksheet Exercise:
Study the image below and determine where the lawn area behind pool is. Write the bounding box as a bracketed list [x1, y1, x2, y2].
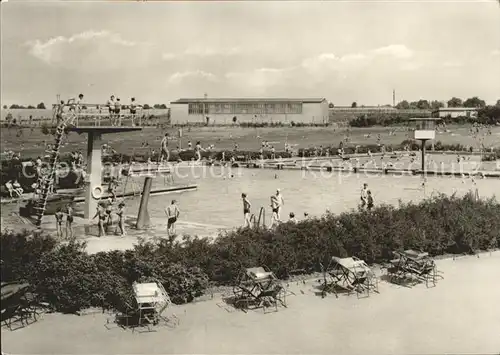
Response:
[2, 252, 500, 355]
[2, 125, 500, 158]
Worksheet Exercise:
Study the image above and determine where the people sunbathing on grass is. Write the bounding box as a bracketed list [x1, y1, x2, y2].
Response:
[5, 180, 22, 199]
[12, 180, 23, 196]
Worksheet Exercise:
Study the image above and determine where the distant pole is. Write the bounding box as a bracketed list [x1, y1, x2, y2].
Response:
[393, 89, 396, 107]
[203, 93, 208, 125]
[421, 139, 427, 172]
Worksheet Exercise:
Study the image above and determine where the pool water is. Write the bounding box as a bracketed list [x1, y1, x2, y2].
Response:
[120, 164, 499, 237]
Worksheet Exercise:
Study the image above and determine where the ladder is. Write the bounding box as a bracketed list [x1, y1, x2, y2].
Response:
[33, 114, 75, 227]
[250, 207, 266, 229]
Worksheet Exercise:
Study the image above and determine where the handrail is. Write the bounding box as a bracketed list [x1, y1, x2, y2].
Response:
[52, 103, 152, 108]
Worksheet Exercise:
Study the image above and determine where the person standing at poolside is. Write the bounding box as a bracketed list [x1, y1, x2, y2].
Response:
[242, 193, 252, 228]
[367, 191, 374, 211]
[165, 200, 180, 236]
[270, 189, 284, 228]
[360, 183, 368, 209]
[65, 203, 74, 240]
[274, 189, 284, 220]
[93, 203, 107, 238]
[116, 201, 126, 236]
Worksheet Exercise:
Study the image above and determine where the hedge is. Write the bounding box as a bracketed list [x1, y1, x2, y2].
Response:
[2, 193, 499, 314]
[103, 150, 293, 164]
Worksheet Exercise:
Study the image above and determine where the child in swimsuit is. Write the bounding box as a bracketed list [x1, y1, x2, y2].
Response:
[116, 202, 126, 236]
[66, 204, 74, 240]
[55, 208, 64, 239]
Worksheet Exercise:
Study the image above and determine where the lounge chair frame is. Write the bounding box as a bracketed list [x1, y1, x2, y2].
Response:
[233, 266, 287, 313]
[387, 250, 442, 287]
[320, 256, 379, 299]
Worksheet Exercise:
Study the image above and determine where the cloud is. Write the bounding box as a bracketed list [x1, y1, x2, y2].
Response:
[301, 44, 413, 72]
[27, 30, 137, 64]
[25, 30, 154, 72]
[371, 44, 413, 59]
[223, 45, 416, 91]
[168, 70, 218, 84]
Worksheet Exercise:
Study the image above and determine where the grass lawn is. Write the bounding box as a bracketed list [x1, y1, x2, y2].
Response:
[1, 125, 499, 158]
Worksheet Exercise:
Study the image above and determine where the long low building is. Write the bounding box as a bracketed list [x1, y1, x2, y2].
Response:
[169, 98, 329, 125]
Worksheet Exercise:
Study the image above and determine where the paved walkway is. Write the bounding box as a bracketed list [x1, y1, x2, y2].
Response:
[2, 252, 500, 354]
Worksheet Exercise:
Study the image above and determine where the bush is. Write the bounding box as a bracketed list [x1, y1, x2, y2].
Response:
[0, 233, 209, 314]
[2, 194, 499, 314]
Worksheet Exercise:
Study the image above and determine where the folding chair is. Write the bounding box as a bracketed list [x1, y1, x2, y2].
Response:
[322, 256, 378, 299]
[233, 266, 287, 313]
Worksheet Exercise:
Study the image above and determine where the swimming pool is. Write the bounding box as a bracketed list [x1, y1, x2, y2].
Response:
[120, 164, 499, 237]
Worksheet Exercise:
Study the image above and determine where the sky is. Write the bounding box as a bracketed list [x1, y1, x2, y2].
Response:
[1, 1, 500, 107]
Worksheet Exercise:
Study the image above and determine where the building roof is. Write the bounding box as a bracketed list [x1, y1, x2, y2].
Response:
[170, 98, 327, 104]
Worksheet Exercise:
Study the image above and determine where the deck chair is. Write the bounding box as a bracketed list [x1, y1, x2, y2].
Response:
[155, 282, 179, 327]
[257, 284, 287, 313]
[1, 283, 40, 330]
[408, 259, 438, 287]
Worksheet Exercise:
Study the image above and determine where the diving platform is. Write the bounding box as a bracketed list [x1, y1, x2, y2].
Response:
[67, 125, 143, 220]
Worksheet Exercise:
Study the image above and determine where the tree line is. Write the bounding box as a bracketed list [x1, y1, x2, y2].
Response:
[395, 97, 493, 110]
[328, 97, 500, 110]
